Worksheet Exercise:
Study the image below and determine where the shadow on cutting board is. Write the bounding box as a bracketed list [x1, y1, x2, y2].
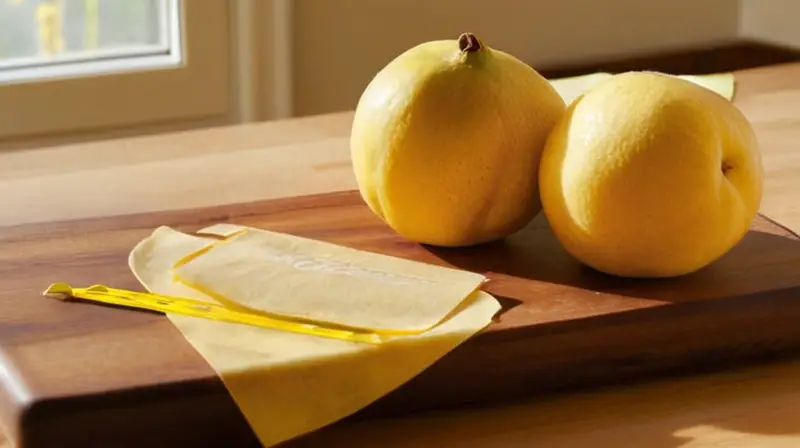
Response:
[424, 212, 800, 306]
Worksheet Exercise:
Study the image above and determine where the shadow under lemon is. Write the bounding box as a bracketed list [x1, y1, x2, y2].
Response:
[425, 211, 800, 305]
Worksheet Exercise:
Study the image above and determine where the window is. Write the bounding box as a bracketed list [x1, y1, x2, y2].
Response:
[0, 0, 176, 82]
[0, 0, 232, 143]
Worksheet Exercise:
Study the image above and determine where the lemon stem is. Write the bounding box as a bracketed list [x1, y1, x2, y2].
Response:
[458, 33, 482, 53]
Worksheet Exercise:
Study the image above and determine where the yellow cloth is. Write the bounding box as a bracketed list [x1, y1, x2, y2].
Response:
[550, 72, 736, 104]
[129, 225, 501, 447]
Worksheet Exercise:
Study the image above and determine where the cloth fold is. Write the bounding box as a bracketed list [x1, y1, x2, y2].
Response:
[128, 225, 500, 447]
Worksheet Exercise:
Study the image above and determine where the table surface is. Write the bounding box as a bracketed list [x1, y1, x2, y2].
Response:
[1, 62, 799, 447]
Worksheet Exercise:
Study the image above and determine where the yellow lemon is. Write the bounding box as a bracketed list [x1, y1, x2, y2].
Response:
[350, 33, 566, 247]
[539, 71, 763, 278]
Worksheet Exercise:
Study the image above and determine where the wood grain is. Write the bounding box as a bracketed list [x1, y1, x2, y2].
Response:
[0, 189, 800, 447]
[0, 62, 798, 447]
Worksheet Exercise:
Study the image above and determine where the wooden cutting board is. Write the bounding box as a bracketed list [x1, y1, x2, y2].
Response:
[2, 190, 800, 448]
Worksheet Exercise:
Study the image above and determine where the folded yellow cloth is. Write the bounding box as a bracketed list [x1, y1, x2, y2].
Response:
[129, 225, 501, 447]
[172, 223, 485, 333]
[550, 72, 735, 104]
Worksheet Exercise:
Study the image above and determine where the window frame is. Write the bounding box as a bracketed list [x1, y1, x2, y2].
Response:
[0, 0, 232, 142]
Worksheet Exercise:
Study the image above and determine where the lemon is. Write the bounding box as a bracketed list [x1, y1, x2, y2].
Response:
[350, 33, 566, 247]
[539, 71, 763, 278]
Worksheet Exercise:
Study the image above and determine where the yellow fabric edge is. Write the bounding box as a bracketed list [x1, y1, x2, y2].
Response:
[549, 71, 736, 105]
[171, 227, 249, 270]
[172, 273, 409, 338]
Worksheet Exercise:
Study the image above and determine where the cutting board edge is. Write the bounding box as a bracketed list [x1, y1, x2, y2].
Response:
[3, 189, 794, 241]
[0, 190, 362, 236]
[11, 383, 261, 448]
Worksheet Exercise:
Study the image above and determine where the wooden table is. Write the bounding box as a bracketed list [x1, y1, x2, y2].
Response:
[1, 62, 799, 447]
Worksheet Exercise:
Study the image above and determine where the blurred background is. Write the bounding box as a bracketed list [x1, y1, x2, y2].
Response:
[0, 0, 797, 150]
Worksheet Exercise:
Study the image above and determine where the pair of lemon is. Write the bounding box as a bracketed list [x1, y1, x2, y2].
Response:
[349, 33, 763, 279]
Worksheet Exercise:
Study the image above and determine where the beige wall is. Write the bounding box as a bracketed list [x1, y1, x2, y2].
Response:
[740, 0, 800, 49]
[291, 0, 740, 117]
